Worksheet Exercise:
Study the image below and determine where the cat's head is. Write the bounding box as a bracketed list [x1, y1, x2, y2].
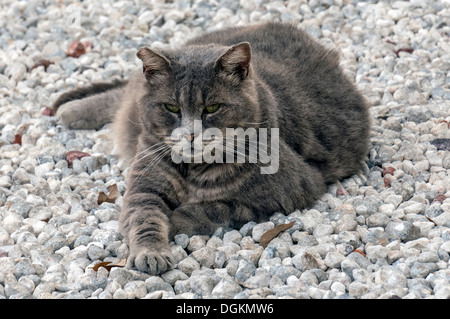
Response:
[135, 42, 263, 163]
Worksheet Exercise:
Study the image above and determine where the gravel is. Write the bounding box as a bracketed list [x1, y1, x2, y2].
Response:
[0, 0, 449, 299]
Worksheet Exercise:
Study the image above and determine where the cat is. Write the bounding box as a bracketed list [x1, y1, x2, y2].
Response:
[52, 22, 370, 274]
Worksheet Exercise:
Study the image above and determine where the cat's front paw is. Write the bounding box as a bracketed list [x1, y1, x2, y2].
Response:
[126, 246, 174, 275]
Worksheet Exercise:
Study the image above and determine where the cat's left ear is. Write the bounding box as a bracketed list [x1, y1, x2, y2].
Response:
[137, 47, 171, 82]
[215, 42, 251, 83]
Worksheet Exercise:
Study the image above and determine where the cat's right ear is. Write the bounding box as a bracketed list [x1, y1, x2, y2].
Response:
[137, 47, 171, 81]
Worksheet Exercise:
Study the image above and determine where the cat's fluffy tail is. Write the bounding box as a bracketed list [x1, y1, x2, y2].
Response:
[51, 79, 127, 130]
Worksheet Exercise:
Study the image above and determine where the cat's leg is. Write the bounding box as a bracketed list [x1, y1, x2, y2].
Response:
[119, 191, 175, 274]
[53, 84, 124, 130]
[169, 201, 254, 237]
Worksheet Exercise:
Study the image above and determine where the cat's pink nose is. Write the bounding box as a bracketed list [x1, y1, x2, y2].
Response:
[184, 133, 195, 141]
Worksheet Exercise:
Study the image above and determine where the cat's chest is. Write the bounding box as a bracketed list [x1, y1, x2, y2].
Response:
[184, 183, 227, 203]
[181, 165, 249, 204]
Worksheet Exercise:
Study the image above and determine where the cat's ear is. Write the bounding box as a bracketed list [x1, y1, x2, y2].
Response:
[137, 47, 171, 81]
[215, 42, 251, 84]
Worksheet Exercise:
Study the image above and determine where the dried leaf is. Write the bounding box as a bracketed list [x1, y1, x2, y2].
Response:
[67, 40, 86, 58]
[97, 192, 108, 205]
[66, 150, 90, 166]
[432, 194, 447, 204]
[382, 167, 396, 176]
[437, 120, 449, 127]
[384, 177, 391, 188]
[260, 221, 294, 248]
[336, 187, 348, 196]
[91, 259, 127, 272]
[394, 48, 414, 57]
[30, 59, 54, 72]
[385, 39, 397, 45]
[13, 134, 22, 146]
[425, 215, 438, 226]
[352, 249, 366, 257]
[91, 261, 112, 272]
[107, 184, 119, 200]
[42, 106, 55, 116]
[98, 184, 119, 205]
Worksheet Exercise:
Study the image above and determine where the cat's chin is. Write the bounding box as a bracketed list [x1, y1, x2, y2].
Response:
[170, 145, 220, 165]
[177, 153, 207, 164]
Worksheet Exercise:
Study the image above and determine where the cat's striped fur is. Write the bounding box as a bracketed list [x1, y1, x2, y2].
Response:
[53, 22, 370, 274]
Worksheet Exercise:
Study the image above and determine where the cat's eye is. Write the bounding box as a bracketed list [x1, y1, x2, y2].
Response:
[164, 104, 180, 113]
[205, 104, 220, 114]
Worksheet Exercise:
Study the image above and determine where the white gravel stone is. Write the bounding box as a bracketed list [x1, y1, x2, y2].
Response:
[251, 222, 274, 242]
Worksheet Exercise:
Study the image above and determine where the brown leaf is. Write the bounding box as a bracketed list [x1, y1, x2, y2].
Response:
[336, 187, 348, 196]
[67, 40, 86, 58]
[91, 261, 112, 272]
[425, 215, 438, 226]
[13, 134, 22, 146]
[432, 194, 447, 204]
[259, 221, 294, 248]
[384, 177, 391, 188]
[91, 259, 127, 272]
[42, 106, 55, 116]
[107, 184, 119, 200]
[382, 167, 396, 176]
[98, 184, 119, 205]
[352, 249, 366, 257]
[437, 120, 449, 128]
[66, 150, 90, 167]
[385, 39, 397, 45]
[394, 48, 414, 57]
[30, 59, 54, 72]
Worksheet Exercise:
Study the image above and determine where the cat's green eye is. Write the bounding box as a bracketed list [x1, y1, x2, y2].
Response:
[205, 104, 220, 114]
[165, 104, 180, 113]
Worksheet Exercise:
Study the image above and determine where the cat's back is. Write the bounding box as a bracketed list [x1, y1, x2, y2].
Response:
[189, 22, 369, 183]
[186, 22, 337, 69]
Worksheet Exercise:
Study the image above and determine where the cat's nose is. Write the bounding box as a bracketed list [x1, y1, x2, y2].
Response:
[184, 133, 195, 141]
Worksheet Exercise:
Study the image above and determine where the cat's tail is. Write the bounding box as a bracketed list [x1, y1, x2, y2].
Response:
[51, 79, 128, 130]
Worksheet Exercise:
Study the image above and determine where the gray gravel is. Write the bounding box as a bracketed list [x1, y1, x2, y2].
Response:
[0, 0, 449, 299]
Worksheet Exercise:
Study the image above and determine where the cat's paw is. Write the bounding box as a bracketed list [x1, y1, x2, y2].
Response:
[126, 246, 175, 275]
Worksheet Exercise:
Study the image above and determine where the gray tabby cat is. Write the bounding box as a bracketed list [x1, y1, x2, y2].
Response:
[52, 22, 370, 274]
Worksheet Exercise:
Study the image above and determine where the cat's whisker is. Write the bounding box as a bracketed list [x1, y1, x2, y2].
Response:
[134, 148, 172, 184]
[126, 115, 152, 126]
[244, 120, 270, 125]
[130, 142, 168, 167]
[134, 145, 171, 166]
[129, 143, 171, 173]
[222, 147, 262, 168]
[133, 142, 166, 157]
[143, 148, 172, 173]
[230, 138, 262, 148]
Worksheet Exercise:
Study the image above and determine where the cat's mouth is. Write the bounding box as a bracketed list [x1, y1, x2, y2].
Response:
[164, 125, 280, 174]
[167, 135, 222, 163]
